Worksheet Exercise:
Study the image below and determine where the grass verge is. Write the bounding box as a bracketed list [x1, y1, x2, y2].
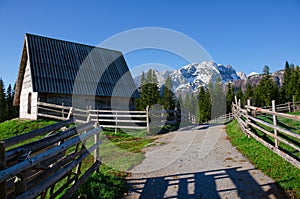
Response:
[226, 119, 300, 198]
[71, 164, 128, 199]
[72, 128, 158, 199]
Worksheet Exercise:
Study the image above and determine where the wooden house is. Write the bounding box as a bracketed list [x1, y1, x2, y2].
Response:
[13, 34, 138, 120]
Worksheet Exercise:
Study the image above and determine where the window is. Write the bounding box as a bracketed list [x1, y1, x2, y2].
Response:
[27, 92, 32, 114]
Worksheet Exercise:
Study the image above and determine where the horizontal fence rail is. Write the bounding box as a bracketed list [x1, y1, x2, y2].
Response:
[232, 97, 300, 169]
[36, 102, 197, 132]
[209, 113, 234, 124]
[0, 120, 102, 199]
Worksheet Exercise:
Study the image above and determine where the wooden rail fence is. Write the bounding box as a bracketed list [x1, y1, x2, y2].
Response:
[0, 119, 102, 199]
[258, 101, 300, 114]
[209, 113, 234, 124]
[232, 97, 300, 169]
[37, 102, 197, 132]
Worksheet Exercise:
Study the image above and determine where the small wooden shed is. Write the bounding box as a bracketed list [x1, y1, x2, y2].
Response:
[13, 34, 138, 120]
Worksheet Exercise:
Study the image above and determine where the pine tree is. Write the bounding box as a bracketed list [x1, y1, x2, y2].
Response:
[204, 87, 211, 122]
[289, 66, 300, 101]
[236, 87, 243, 105]
[149, 70, 160, 104]
[295, 66, 300, 101]
[190, 93, 198, 115]
[0, 79, 6, 122]
[177, 93, 183, 111]
[197, 87, 205, 123]
[243, 84, 253, 105]
[253, 85, 261, 106]
[136, 72, 146, 110]
[175, 93, 183, 123]
[161, 76, 175, 111]
[136, 70, 160, 110]
[161, 76, 176, 120]
[254, 67, 279, 106]
[281, 61, 292, 102]
[184, 93, 191, 112]
[198, 87, 211, 123]
[5, 84, 13, 120]
[12, 83, 19, 118]
[207, 78, 225, 119]
[197, 84, 213, 124]
[263, 65, 270, 75]
[226, 82, 234, 113]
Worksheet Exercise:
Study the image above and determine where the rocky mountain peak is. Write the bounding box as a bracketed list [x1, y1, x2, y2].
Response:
[134, 61, 241, 95]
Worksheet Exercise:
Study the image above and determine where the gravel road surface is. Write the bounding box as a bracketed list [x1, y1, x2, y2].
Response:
[124, 124, 284, 199]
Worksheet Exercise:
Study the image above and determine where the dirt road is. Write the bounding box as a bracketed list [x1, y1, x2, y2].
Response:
[125, 124, 284, 199]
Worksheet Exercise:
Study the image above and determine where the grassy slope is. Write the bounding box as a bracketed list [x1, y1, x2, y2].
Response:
[0, 119, 57, 140]
[226, 119, 300, 198]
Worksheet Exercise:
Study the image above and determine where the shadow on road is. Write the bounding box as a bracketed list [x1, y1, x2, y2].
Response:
[126, 167, 285, 199]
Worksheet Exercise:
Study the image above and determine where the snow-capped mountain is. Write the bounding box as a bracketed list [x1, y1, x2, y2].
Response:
[237, 71, 247, 79]
[217, 63, 240, 81]
[170, 62, 221, 94]
[248, 72, 259, 77]
[233, 70, 284, 91]
[133, 61, 241, 95]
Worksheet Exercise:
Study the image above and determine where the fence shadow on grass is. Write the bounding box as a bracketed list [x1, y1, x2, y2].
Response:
[126, 167, 286, 199]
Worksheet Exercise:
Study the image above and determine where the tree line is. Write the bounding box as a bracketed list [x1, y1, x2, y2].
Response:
[136, 69, 177, 111]
[227, 61, 300, 109]
[2, 61, 296, 124]
[0, 78, 19, 122]
[136, 61, 299, 124]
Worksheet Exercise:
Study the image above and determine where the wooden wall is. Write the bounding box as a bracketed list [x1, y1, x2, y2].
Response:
[38, 93, 135, 111]
[19, 59, 136, 120]
[19, 61, 38, 120]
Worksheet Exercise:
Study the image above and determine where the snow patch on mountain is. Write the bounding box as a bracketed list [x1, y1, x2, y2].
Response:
[133, 61, 241, 95]
[237, 71, 247, 79]
[248, 72, 259, 77]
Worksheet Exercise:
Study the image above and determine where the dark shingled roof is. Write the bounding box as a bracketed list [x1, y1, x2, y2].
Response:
[14, 33, 138, 105]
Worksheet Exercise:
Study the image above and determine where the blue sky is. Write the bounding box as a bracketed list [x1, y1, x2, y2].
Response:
[0, 0, 300, 86]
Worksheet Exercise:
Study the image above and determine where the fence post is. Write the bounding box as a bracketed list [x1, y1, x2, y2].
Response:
[146, 106, 150, 133]
[238, 99, 242, 118]
[97, 108, 99, 124]
[86, 106, 91, 122]
[15, 171, 28, 195]
[272, 100, 279, 148]
[246, 99, 251, 138]
[115, 111, 118, 134]
[67, 107, 73, 120]
[293, 95, 295, 112]
[62, 102, 64, 119]
[234, 96, 238, 118]
[94, 122, 100, 173]
[0, 141, 7, 199]
[288, 102, 291, 113]
[234, 95, 238, 105]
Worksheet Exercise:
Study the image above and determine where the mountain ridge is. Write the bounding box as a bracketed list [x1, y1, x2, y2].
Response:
[133, 61, 284, 95]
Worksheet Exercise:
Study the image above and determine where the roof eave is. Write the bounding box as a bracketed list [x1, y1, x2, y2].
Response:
[13, 36, 28, 106]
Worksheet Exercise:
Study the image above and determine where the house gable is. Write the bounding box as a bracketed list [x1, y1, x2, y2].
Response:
[14, 34, 139, 107]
